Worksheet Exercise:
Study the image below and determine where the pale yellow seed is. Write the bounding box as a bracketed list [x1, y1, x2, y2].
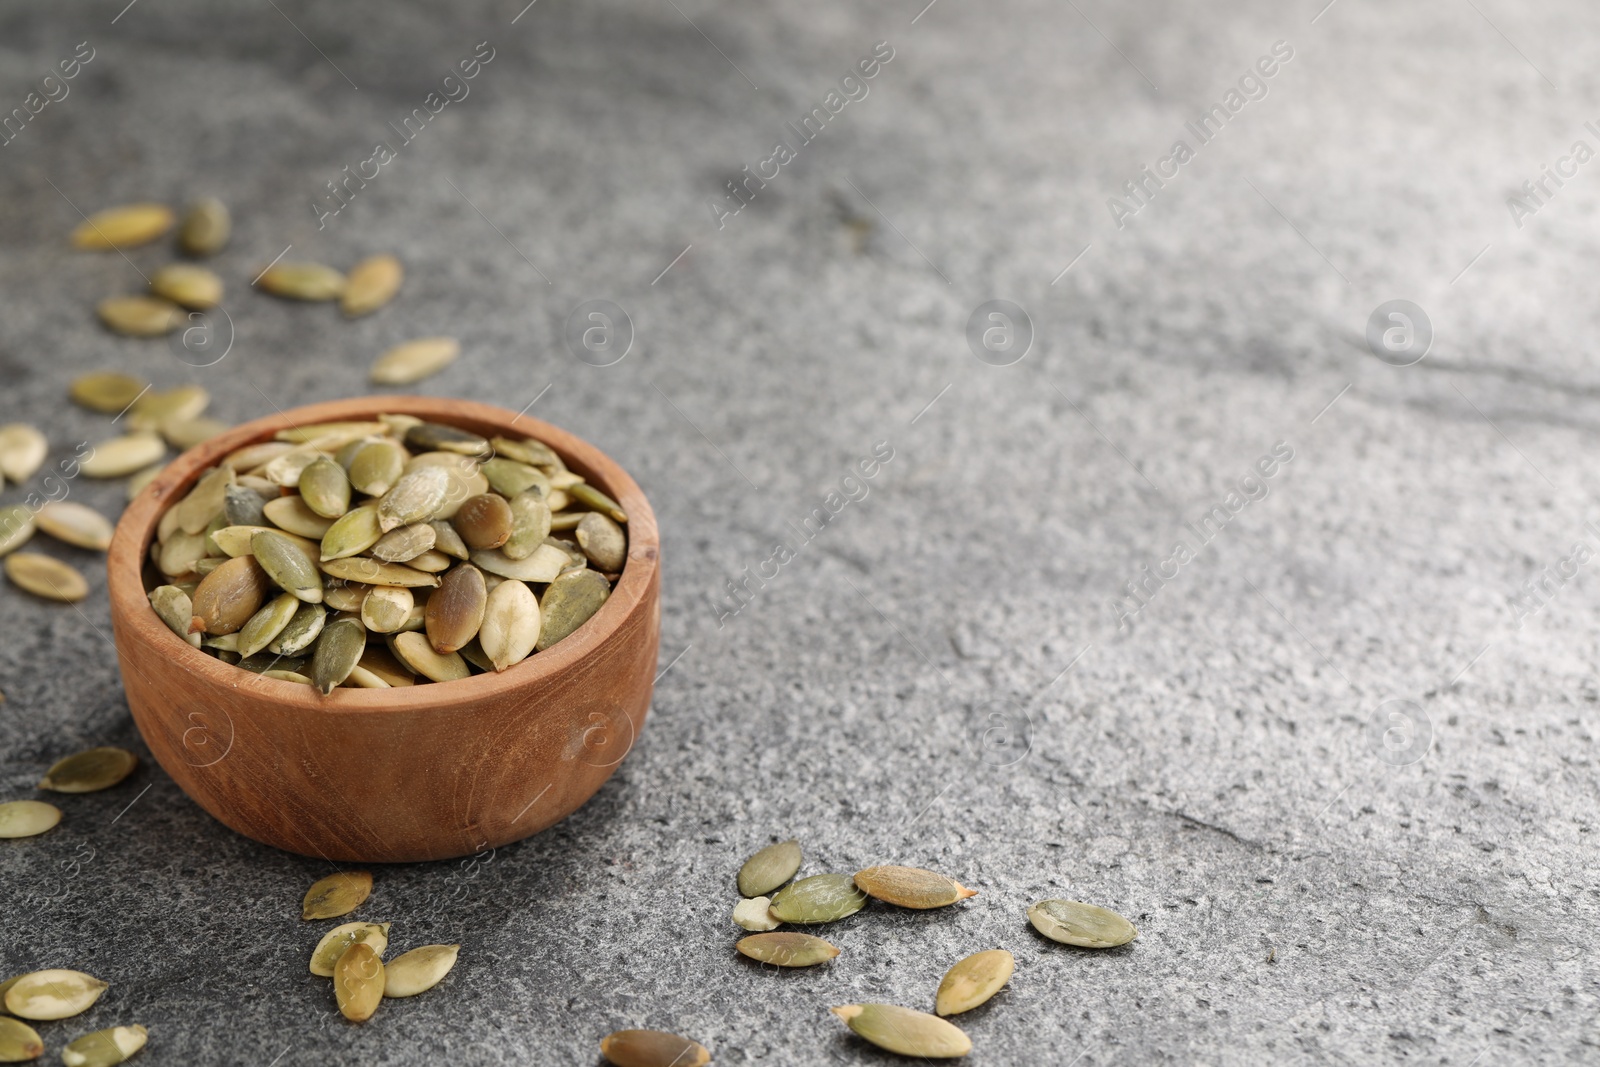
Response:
[370, 337, 460, 385]
[261, 496, 335, 539]
[341, 254, 403, 317]
[478, 579, 540, 671]
[38, 747, 138, 794]
[0, 1016, 44, 1062]
[309, 921, 390, 977]
[0, 800, 62, 838]
[69, 372, 147, 413]
[61, 1023, 148, 1067]
[936, 949, 1014, 1016]
[162, 416, 230, 450]
[382, 944, 459, 998]
[733, 896, 780, 932]
[180, 197, 230, 256]
[71, 202, 174, 250]
[832, 1004, 971, 1059]
[319, 557, 440, 588]
[255, 261, 345, 301]
[361, 585, 413, 634]
[0, 424, 48, 484]
[2, 969, 107, 1020]
[128, 385, 208, 433]
[174, 465, 235, 535]
[35, 502, 113, 551]
[471, 544, 566, 583]
[150, 263, 223, 309]
[5, 552, 88, 601]
[97, 295, 184, 337]
[127, 462, 166, 501]
[334, 943, 385, 1023]
[82, 433, 165, 478]
[391, 631, 470, 682]
[303, 870, 373, 920]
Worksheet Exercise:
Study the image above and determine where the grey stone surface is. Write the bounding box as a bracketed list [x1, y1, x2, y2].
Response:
[2, 0, 1597, 1063]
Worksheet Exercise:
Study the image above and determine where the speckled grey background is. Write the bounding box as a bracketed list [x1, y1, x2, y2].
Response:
[2, 0, 1598, 1063]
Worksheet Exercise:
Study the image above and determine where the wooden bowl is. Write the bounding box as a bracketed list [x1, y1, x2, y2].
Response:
[106, 396, 660, 863]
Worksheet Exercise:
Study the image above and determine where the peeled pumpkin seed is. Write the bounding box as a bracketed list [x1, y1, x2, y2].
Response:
[473, 544, 565, 583]
[129, 384, 208, 434]
[356, 645, 416, 687]
[832, 1004, 971, 1059]
[262, 669, 311, 684]
[502, 492, 552, 560]
[225, 440, 292, 472]
[0, 800, 62, 838]
[1028, 899, 1138, 948]
[299, 456, 351, 518]
[738, 839, 802, 898]
[334, 942, 385, 1023]
[382, 944, 459, 998]
[407, 549, 453, 573]
[430, 520, 469, 560]
[370, 337, 459, 385]
[60, 1024, 148, 1067]
[0, 1016, 44, 1062]
[936, 949, 1014, 1017]
[453, 493, 512, 551]
[36, 502, 113, 551]
[253, 530, 323, 603]
[321, 505, 384, 561]
[238, 593, 302, 658]
[70, 372, 147, 414]
[303, 870, 373, 920]
[536, 568, 611, 651]
[368, 524, 434, 563]
[320, 557, 440, 588]
[361, 585, 413, 634]
[157, 530, 207, 578]
[268, 601, 326, 656]
[38, 747, 138, 793]
[732, 896, 780, 932]
[322, 582, 368, 613]
[392, 631, 470, 683]
[175, 466, 235, 534]
[211, 525, 311, 559]
[347, 440, 405, 497]
[276, 421, 389, 446]
[478, 579, 539, 671]
[341, 254, 403, 317]
[0, 505, 35, 557]
[189, 555, 270, 634]
[853, 866, 977, 910]
[310, 921, 390, 976]
[0, 424, 48, 484]
[491, 435, 562, 469]
[179, 196, 230, 255]
[599, 1030, 710, 1067]
[5, 553, 89, 602]
[150, 263, 223, 309]
[3, 970, 107, 1020]
[768, 873, 868, 924]
[404, 422, 489, 457]
[736, 932, 839, 967]
[576, 512, 627, 572]
[310, 618, 367, 694]
[71, 202, 173, 249]
[256, 261, 345, 301]
[98, 295, 184, 337]
[149, 585, 202, 647]
[222, 485, 267, 528]
[261, 496, 334, 539]
[378, 466, 450, 531]
[481, 457, 547, 499]
[569, 481, 627, 523]
[82, 433, 165, 478]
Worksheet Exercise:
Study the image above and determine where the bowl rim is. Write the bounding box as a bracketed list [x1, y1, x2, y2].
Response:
[106, 394, 659, 714]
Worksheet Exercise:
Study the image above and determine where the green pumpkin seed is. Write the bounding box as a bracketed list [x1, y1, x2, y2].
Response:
[1028, 899, 1138, 948]
[38, 747, 138, 793]
[161, 415, 230, 450]
[368, 523, 435, 563]
[391, 631, 470, 683]
[569, 481, 627, 523]
[737, 932, 839, 967]
[347, 439, 406, 497]
[935, 949, 1014, 1016]
[268, 602, 327, 656]
[81, 433, 165, 478]
[261, 496, 335, 539]
[0, 424, 47, 484]
[370, 336, 459, 385]
[832, 1004, 971, 1059]
[70, 372, 147, 413]
[500, 491, 552, 561]
[310, 921, 390, 976]
[481, 457, 548, 499]
[0, 504, 37, 557]
[0, 1016, 44, 1062]
[768, 873, 867, 924]
[319, 557, 440, 588]
[238, 592, 302, 658]
[478, 579, 539, 671]
[3, 970, 107, 1020]
[598, 1030, 709, 1067]
[0, 800, 62, 838]
[179, 196, 230, 255]
[341, 254, 403, 317]
[853, 866, 977, 910]
[738, 839, 802, 898]
[299, 456, 352, 518]
[303, 870, 373, 920]
[382, 944, 459, 998]
[361, 585, 413, 634]
[5, 553, 89, 602]
[491, 435, 562, 469]
[252, 530, 324, 603]
[97, 295, 184, 336]
[319, 505, 384, 561]
[404, 422, 489, 458]
[73, 203, 174, 249]
[310, 618, 367, 694]
[174, 466, 235, 534]
[60, 1023, 148, 1067]
[149, 585, 202, 647]
[223, 484, 267, 527]
[36, 502, 113, 551]
[472, 544, 566, 583]
[429, 520, 469, 560]
[732, 896, 779, 932]
[256, 261, 345, 301]
[150, 262, 223, 309]
[378, 466, 450, 531]
[576, 512, 627, 573]
[536, 568, 610, 651]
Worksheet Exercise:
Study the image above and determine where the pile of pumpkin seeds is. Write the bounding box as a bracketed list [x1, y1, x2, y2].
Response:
[144, 414, 629, 689]
[600, 838, 1139, 1063]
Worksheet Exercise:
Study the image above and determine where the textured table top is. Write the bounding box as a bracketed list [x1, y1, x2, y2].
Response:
[2, 0, 1597, 1063]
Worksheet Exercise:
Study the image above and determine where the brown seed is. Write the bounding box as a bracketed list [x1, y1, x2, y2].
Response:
[71, 202, 174, 250]
[189, 554, 270, 634]
[599, 1030, 710, 1067]
[97, 295, 184, 337]
[303, 870, 374, 920]
[341, 254, 403, 317]
[334, 942, 385, 1023]
[853, 866, 977, 910]
[150, 263, 223, 309]
[426, 564, 487, 654]
[255, 261, 345, 301]
[5, 553, 89, 602]
[453, 493, 513, 551]
[832, 1004, 971, 1059]
[936, 949, 1014, 1016]
[179, 196, 230, 256]
[736, 932, 840, 967]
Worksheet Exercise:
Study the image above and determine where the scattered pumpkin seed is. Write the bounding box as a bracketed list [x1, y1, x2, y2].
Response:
[179, 196, 230, 256]
[256, 262, 345, 301]
[38, 747, 138, 794]
[0, 1016, 44, 1062]
[162, 416, 230, 450]
[70, 372, 147, 413]
[832, 1004, 971, 1059]
[370, 337, 459, 385]
[732, 896, 780, 932]
[128, 384, 209, 434]
[599, 1030, 710, 1067]
[341, 254, 403, 317]
[5, 553, 89, 602]
[536, 568, 611, 650]
[737, 932, 839, 967]
[382, 944, 459, 998]
[310, 617, 367, 694]
[127, 463, 166, 501]
[35, 502, 113, 552]
[97, 295, 184, 337]
[854, 866, 977, 910]
[309, 921, 391, 977]
[334, 942, 385, 1023]
[3, 970, 107, 1020]
[738, 839, 802, 898]
[60, 1023, 148, 1067]
[935, 950, 1014, 1017]
[150, 263, 223, 309]
[0, 505, 35, 557]
[768, 873, 868, 924]
[1028, 899, 1138, 948]
[303, 870, 373, 920]
[0, 800, 62, 839]
[478, 579, 540, 671]
[0, 425, 47, 484]
[82, 433, 165, 478]
[71, 203, 174, 250]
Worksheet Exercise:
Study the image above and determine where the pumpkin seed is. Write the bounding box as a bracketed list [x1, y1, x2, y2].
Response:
[370, 337, 459, 385]
[404, 422, 489, 458]
[149, 585, 202, 647]
[276, 421, 389, 446]
[222, 485, 267, 528]
[429, 520, 469, 560]
[368, 523, 435, 563]
[768, 873, 868, 924]
[97, 295, 184, 337]
[209, 525, 306, 559]
[261, 496, 334, 539]
[0, 800, 62, 839]
[239, 653, 305, 675]
[406, 548, 453, 573]
[190, 555, 270, 634]
[356, 644, 415, 687]
[319, 557, 440, 588]
[129, 384, 209, 433]
[179, 196, 230, 255]
[480, 457, 547, 499]
[536, 568, 610, 651]
[299, 456, 351, 518]
[361, 585, 413, 634]
[310, 921, 390, 976]
[347, 440, 405, 497]
[82, 433, 165, 478]
[238, 593, 302, 658]
[225, 441, 292, 473]
[502, 492, 553, 560]
[382, 944, 459, 998]
[737, 932, 839, 967]
[60, 1024, 148, 1067]
[35, 502, 113, 551]
[732, 896, 779, 932]
[341, 254, 403, 317]
[3, 970, 107, 1020]
[576, 512, 627, 572]
[150, 263, 223, 309]
[478, 579, 539, 671]
[303, 870, 373, 920]
[378, 466, 450, 531]
[853, 866, 977, 910]
[491, 435, 562, 469]
[1027, 899, 1138, 948]
[268, 601, 327, 656]
[310, 617, 367, 694]
[472, 544, 566, 583]
[162, 416, 230, 450]
[157, 530, 207, 578]
[598, 1030, 710, 1067]
[320, 505, 384, 561]
[453, 493, 512, 550]
[0, 1017, 44, 1062]
[38, 747, 138, 793]
[322, 582, 368, 613]
[831, 1004, 971, 1059]
[391, 631, 470, 683]
[126, 462, 166, 500]
[548, 511, 583, 532]
[70, 372, 147, 413]
[5, 553, 89, 602]
[333, 942, 385, 1022]
[71, 202, 174, 249]
[175, 466, 235, 534]
[738, 839, 802, 898]
[256, 261, 344, 301]
[935, 949, 1014, 1016]
[569, 481, 627, 523]
[0, 505, 35, 557]
[0, 424, 47, 484]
